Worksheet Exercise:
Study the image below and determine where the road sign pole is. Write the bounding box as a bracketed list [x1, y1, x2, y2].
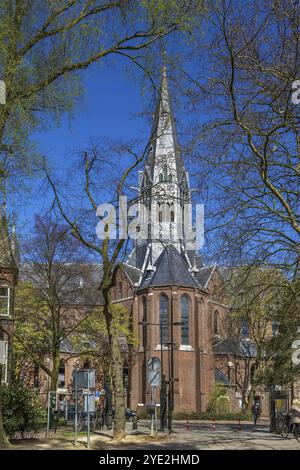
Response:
[87, 372, 90, 449]
[154, 387, 157, 437]
[74, 372, 78, 446]
[46, 391, 51, 436]
[150, 387, 154, 436]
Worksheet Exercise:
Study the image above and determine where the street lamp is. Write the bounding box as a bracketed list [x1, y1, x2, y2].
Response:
[138, 319, 182, 433]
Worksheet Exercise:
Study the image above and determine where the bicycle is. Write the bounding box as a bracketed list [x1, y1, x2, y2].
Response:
[77, 411, 97, 432]
[278, 411, 300, 442]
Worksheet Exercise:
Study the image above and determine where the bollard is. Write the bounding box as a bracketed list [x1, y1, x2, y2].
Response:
[238, 419, 242, 432]
[133, 415, 138, 430]
[186, 419, 190, 431]
[212, 418, 216, 431]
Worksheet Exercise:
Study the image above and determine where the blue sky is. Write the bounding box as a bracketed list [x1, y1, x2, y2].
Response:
[19, 58, 153, 231]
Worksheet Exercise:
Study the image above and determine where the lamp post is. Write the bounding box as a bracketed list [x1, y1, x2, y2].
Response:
[138, 319, 181, 433]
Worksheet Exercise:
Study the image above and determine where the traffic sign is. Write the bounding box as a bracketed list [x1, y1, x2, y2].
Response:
[147, 357, 161, 387]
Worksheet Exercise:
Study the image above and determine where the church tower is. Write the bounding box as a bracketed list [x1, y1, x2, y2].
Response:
[111, 66, 225, 414]
[126, 66, 203, 280]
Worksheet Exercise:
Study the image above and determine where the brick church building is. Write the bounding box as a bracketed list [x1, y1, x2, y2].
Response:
[0, 68, 276, 417]
[111, 67, 232, 414]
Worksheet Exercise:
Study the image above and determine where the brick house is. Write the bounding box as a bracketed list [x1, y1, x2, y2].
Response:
[0, 211, 18, 385]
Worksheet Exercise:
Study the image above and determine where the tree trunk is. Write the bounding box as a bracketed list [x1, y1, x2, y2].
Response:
[0, 364, 10, 449]
[103, 288, 126, 439]
[50, 350, 60, 392]
[111, 332, 126, 439]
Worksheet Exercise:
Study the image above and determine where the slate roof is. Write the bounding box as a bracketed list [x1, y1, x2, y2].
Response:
[213, 338, 256, 357]
[139, 245, 199, 289]
[214, 368, 230, 385]
[123, 264, 141, 285]
[126, 244, 148, 270]
[194, 265, 215, 289]
[186, 250, 204, 270]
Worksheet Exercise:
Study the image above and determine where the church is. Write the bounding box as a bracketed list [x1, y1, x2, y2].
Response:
[0, 67, 268, 417]
[111, 67, 231, 414]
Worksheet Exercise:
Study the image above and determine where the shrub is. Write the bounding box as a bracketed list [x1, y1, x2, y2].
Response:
[2, 382, 46, 437]
[173, 410, 252, 420]
[208, 385, 231, 416]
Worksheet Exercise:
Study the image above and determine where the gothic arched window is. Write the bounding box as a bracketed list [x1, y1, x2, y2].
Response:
[242, 319, 249, 338]
[181, 295, 190, 345]
[159, 294, 169, 345]
[142, 296, 147, 349]
[163, 164, 168, 182]
[213, 311, 220, 336]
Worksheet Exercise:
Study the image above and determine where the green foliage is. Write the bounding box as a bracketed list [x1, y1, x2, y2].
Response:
[2, 382, 46, 436]
[0, 0, 202, 193]
[208, 385, 231, 416]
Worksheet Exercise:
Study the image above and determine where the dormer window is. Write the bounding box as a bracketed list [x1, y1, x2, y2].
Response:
[0, 283, 10, 316]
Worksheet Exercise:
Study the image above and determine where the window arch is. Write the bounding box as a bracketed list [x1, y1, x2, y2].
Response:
[181, 295, 190, 345]
[241, 319, 249, 338]
[159, 294, 169, 345]
[142, 296, 147, 349]
[163, 164, 168, 182]
[0, 281, 10, 316]
[213, 311, 220, 336]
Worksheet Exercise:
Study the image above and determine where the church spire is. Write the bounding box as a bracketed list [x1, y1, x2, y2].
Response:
[145, 65, 184, 183]
[137, 66, 191, 264]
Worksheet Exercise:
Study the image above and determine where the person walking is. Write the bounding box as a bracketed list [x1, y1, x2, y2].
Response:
[286, 399, 300, 433]
[251, 401, 260, 426]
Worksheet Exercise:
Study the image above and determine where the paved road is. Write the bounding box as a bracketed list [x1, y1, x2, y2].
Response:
[9, 421, 300, 450]
[93, 421, 300, 450]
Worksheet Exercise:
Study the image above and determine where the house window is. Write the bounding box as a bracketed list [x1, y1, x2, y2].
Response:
[0, 340, 8, 383]
[181, 295, 190, 345]
[241, 319, 249, 338]
[118, 281, 122, 298]
[58, 360, 65, 388]
[159, 294, 169, 345]
[159, 211, 163, 223]
[0, 284, 10, 316]
[171, 211, 175, 222]
[213, 311, 220, 336]
[142, 297, 147, 349]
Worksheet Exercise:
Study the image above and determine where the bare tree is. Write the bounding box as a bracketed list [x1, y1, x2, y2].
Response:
[179, 0, 300, 272]
[14, 212, 102, 391]
[46, 136, 153, 438]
